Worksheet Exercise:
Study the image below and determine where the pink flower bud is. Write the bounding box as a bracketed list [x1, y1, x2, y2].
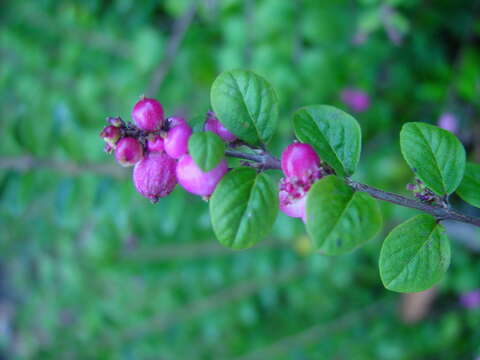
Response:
[204, 111, 236, 142]
[437, 112, 458, 134]
[340, 88, 370, 112]
[100, 125, 121, 146]
[115, 137, 143, 167]
[281, 143, 320, 178]
[133, 152, 177, 202]
[132, 97, 164, 131]
[147, 135, 165, 153]
[176, 155, 228, 196]
[164, 123, 192, 159]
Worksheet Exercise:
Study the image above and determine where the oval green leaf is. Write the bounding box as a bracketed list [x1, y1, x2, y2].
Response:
[293, 105, 361, 176]
[400, 122, 466, 195]
[188, 132, 225, 172]
[306, 175, 382, 255]
[210, 70, 279, 145]
[379, 214, 451, 293]
[210, 168, 278, 250]
[457, 162, 480, 208]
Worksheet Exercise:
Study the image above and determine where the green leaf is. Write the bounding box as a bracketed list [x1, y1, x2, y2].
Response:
[457, 162, 480, 208]
[306, 175, 382, 255]
[400, 122, 466, 195]
[188, 132, 225, 172]
[210, 69, 279, 145]
[210, 168, 278, 250]
[379, 214, 450, 293]
[293, 105, 361, 176]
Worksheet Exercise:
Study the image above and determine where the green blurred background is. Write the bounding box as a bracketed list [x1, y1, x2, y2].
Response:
[1, 0, 480, 358]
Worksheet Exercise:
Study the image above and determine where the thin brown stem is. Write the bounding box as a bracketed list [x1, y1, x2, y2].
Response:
[224, 150, 480, 228]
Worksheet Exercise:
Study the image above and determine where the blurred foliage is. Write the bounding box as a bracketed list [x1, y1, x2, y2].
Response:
[1, 0, 480, 358]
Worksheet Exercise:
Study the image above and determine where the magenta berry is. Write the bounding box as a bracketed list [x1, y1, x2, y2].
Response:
[437, 112, 458, 134]
[204, 111, 236, 142]
[147, 135, 165, 153]
[281, 143, 320, 178]
[168, 116, 186, 128]
[164, 123, 192, 159]
[176, 155, 228, 196]
[279, 190, 307, 221]
[132, 97, 164, 131]
[340, 88, 370, 113]
[114, 137, 143, 167]
[133, 152, 177, 202]
[100, 125, 121, 146]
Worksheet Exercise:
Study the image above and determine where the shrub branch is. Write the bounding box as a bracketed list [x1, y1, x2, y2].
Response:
[225, 149, 480, 228]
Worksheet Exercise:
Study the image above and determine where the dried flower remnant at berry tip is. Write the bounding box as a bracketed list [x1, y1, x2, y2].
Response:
[147, 135, 165, 153]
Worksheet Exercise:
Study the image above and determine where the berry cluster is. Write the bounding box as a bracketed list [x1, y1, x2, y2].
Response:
[100, 97, 235, 202]
[278, 143, 333, 222]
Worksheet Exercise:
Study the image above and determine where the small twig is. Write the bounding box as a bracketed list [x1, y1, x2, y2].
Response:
[224, 150, 480, 228]
[225, 150, 281, 171]
[146, 1, 197, 96]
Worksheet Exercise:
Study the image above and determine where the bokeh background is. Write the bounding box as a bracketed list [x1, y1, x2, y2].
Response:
[1, 0, 480, 358]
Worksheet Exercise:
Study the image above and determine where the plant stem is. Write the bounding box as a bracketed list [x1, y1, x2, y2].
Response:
[224, 150, 480, 228]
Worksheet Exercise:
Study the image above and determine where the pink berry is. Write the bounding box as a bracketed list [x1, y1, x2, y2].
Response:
[176, 155, 228, 196]
[164, 123, 192, 159]
[147, 135, 164, 153]
[340, 88, 370, 113]
[115, 137, 143, 167]
[100, 125, 121, 146]
[132, 97, 164, 131]
[133, 152, 177, 202]
[204, 111, 236, 142]
[437, 112, 458, 134]
[281, 143, 320, 178]
[168, 116, 187, 128]
[279, 190, 306, 220]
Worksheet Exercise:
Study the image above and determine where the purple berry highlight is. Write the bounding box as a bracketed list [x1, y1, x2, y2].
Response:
[133, 152, 177, 203]
[114, 137, 143, 167]
[176, 155, 228, 196]
[132, 97, 164, 131]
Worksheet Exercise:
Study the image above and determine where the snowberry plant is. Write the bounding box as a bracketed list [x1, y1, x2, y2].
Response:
[100, 70, 480, 293]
